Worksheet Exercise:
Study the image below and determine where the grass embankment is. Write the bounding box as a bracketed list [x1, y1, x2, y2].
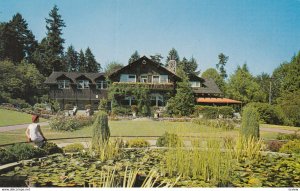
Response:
[0, 119, 298, 146]
[0, 108, 46, 127]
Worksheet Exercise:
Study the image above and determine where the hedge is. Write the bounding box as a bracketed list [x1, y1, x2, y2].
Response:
[194, 105, 234, 119]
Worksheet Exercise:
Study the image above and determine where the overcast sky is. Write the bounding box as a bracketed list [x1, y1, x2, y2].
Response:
[1, 0, 300, 76]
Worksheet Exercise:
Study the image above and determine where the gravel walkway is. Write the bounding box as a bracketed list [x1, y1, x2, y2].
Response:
[0, 122, 49, 132]
[260, 127, 297, 134]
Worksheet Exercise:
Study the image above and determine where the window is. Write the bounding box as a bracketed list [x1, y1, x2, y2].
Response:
[151, 94, 164, 106]
[128, 75, 136, 82]
[160, 75, 168, 83]
[190, 81, 201, 87]
[120, 74, 136, 82]
[96, 81, 108, 89]
[58, 80, 70, 89]
[141, 75, 148, 83]
[152, 75, 160, 83]
[77, 80, 89, 89]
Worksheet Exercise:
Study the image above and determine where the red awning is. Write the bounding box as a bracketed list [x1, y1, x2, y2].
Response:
[196, 98, 242, 104]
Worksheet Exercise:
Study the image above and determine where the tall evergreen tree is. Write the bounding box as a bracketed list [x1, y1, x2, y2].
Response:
[65, 45, 78, 72]
[45, 5, 66, 73]
[32, 38, 49, 76]
[78, 49, 86, 72]
[0, 22, 22, 62]
[85, 47, 101, 72]
[216, 53, 228, 79]
[9, 13, 37, 63]
[128, 50, 140, 64]
[165, 48, 180, 67]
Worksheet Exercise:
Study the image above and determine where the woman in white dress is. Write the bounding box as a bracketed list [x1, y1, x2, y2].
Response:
[26, 115, 47, 147]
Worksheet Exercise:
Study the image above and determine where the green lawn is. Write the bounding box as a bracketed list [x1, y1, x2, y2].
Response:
[0, 120, 240, 146]
[0, 109, 46, 127]
[0, 119, 298, 146]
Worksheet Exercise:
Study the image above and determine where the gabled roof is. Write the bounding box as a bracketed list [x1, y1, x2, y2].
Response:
[44, 72, 105, 84]
[188, 74, 222, 95]
[109, 56, 181, 81]
[192, 77, 223, 95]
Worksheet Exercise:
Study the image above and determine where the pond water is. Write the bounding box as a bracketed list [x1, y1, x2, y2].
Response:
[1, 149, 299, 187]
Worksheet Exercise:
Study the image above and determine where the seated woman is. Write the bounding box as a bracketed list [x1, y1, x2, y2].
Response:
[26, 115, 47, 147]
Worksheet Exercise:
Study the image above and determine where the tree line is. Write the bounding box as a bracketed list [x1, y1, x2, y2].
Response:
[0, 5, 101, 76]
[0, 5, 101, 105]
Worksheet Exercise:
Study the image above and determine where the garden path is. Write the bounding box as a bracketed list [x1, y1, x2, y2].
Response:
[0, 122, 49, 132]
[260, 127, 298, 134]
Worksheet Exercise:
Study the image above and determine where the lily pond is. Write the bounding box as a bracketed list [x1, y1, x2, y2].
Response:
[1, 148, 300, 187]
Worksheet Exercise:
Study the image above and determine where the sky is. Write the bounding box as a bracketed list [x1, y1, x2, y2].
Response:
[1, 0, 300, 76]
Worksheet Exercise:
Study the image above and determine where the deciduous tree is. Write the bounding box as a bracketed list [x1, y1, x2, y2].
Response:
[104, 62, 123, 77]
[226, 64, 265, 103]
[201, 68, 226, 94]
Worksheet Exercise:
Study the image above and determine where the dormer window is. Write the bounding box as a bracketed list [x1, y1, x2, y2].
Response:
[58, 80, 70, 89]
[190, 81, 201, 87]
[77, 80, 89, 89]
[96, 80, 108, 89]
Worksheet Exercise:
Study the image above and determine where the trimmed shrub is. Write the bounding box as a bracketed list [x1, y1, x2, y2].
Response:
[266, 140, 285, 152]
[111, 106, 131, 116]
[49, 115, 94, 131]
[131, 105, 138, 113]
[33, 103, 47, 113]
[9, 98, 31, 109]
[63, 143, 85, 153]
[192, 118, 236, 130]
[125, 139, 150, 148]
[85, 104, 91, 110]
[246, 102, 285, 125]
[277, 132, 300, 140]
[64, 104, 73, 110]
[7, 143, 46, 160]
[92, 110, 110, 149]
[279, 140, 300, 154]
[156, 132, 183, 147]
[241, 106, 260, 139]
[0, 148, 17, 165]
[41, 142, 63, 155]
[194, 106, 234, 119]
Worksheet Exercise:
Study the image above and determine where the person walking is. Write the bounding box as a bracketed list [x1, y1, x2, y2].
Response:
[25, 115, 47, 147]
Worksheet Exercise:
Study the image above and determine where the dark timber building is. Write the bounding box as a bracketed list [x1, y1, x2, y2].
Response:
[45, 56, 232, 110]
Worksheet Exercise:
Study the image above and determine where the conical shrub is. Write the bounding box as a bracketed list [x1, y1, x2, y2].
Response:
[241, 105, 260, 139]
[92, 110, 110, 149]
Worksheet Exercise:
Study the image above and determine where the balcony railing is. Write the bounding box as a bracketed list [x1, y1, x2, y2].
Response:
[112, 82, 174, 90]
